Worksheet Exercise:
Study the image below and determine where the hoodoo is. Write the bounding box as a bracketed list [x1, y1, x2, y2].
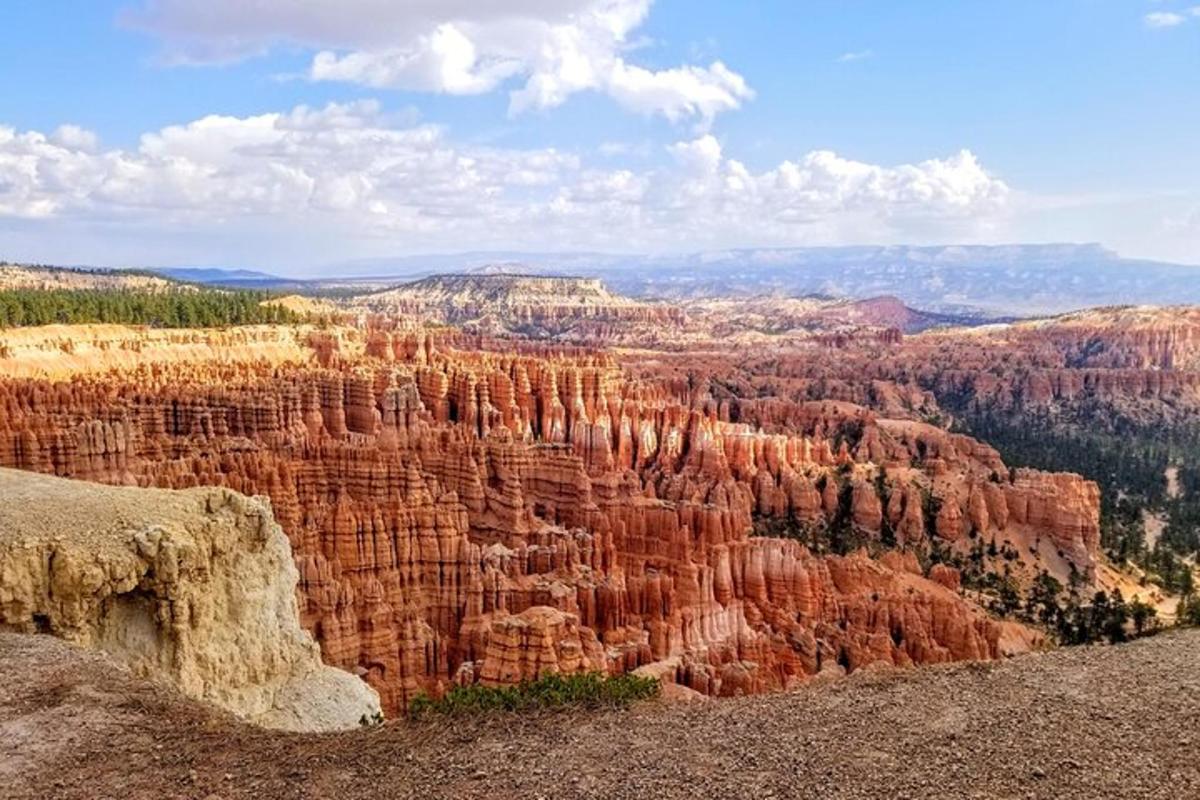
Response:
[0, 321, 1092, 713]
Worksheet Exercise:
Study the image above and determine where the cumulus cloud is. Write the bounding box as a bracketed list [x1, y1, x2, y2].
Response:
[123, 0, 753, 123]
[654, 135, 1009, 244]
[1145, 11, 1187, 27]
[0, 103, 1011, 254]
[1144, 7, 1200, 28]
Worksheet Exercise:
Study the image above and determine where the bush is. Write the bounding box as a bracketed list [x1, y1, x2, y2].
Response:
[409, 671, 660, 717]
[1178, 594, 1200, 627]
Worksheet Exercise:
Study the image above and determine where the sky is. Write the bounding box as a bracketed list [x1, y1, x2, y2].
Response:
[0, 0, 1197, 275]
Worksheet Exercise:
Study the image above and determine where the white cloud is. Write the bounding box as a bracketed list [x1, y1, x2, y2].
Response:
[598, 140, 651, 158]
[50, 125, 99, 153]
[1143, 6, 1200, 29]
[124, 0, 753, 123]
[602, 60, 752, 123]
[309, 24, 525, 94]
[1145, 11, 1187, 28]
[668, 134, 725, 173]
[655, 137, 1010, 246]
[836, 50, 874, 63]
[0, 102, 1014, 259]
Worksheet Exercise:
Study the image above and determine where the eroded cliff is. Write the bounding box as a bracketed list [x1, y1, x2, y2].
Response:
[0, 468, 381, 731]
[0, 322, 1084, 714]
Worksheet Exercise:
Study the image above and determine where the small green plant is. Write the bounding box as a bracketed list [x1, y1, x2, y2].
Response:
[408, 671, 660, 717]
[1178, 593, 1200, 627]
[359, 711, 385, 728]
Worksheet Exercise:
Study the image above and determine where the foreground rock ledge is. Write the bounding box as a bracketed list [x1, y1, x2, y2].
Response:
[0, 467, 380, 732]
[2, 630, 1198, 800]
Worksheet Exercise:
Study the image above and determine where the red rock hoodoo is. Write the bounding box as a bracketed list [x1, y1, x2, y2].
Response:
[0, 322, 1092, 713]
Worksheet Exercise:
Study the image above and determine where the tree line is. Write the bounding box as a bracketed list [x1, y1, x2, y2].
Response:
[0, 288, 303, 329]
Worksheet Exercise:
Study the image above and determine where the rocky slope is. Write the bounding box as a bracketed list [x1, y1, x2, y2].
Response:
[972, 304, 1200, 370]
[0, 321, 1100, 714]
[4, 628, 1198, 800]
[623, 304, 1200, 433]
[348, 274, 960, 347]
[355, 273, 687, 342]
[920, 309, 1200, 431]
[0, 468, 380, 732]
[677, 294, 957, 343]
[0, 263, 181, 292]
[0, 323, 326, 380]
[938, 307, 1200, 424]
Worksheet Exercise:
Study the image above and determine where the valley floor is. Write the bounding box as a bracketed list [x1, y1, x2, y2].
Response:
[3, 630, 1198, 800]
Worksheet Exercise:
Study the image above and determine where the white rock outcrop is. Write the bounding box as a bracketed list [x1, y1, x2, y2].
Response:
[0, 468, 380, 732]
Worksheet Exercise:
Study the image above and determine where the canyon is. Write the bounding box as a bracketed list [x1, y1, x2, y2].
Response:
[615, 304, 1200, 432]
[0, 313, 1108, 715]
[6, 8, 1198, 794]
[5, 268, 1200, 725]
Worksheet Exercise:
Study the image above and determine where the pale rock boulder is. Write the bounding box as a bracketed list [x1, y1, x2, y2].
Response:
[0, 468, 380, 732]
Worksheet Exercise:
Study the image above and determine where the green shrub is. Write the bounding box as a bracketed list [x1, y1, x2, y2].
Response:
[409, 671, 660, 717]
[1178, 594, 1200, 627]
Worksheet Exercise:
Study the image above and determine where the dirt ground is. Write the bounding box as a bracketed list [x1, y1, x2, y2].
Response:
[2, 630, 1198, 800]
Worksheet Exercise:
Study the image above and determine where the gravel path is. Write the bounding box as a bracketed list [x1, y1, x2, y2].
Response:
[3, 630, 1198, 800]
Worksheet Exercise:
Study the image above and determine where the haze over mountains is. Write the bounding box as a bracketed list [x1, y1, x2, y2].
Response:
[154, 243, 1200, 317]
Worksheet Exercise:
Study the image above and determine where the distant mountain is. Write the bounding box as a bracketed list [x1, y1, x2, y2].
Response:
[360, 273, 627, 317]
[137, 245, 1200, 317]
[149, 267, 296, 289]
[322, 244, 1200, 316]
[325, 252, 618, 280]
[595, 244, 1200, 316]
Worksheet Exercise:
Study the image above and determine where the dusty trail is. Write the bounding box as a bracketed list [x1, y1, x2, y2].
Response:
[3, 630, 1198, 800]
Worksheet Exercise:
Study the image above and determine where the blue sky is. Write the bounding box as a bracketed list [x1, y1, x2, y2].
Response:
[1, 1, 1197, 273]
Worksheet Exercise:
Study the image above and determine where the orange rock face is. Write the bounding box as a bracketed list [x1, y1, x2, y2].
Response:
[0, 323, 1086, 713]
[358, 274, 688, 346]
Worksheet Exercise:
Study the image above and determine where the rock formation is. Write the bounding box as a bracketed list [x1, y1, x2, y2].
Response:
[0, 467, 381, 732]
[0, 263, 179, 292]
[0, 321, 1088, 714]
[357, 274, 687, 344]
[349, 274, 938, 348]
[613, 304, 1200, 439]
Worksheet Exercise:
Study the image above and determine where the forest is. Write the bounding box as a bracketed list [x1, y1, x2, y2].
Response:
[951, 409, 1200, 597]
[0, 288, 303, 328]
